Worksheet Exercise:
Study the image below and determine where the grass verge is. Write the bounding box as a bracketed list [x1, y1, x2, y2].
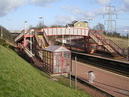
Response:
[0, 45, 91, 97]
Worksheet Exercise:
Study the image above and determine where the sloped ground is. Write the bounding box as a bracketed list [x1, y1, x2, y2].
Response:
[0, 45, 91, 97]
[105, 36, 128, 49]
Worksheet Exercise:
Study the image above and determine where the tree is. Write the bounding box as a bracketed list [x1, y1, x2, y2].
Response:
[50, 25, 65, 27]
[94, 23, 105, 31]
[36, 23, 47, 29]
[0, 26, 14, 43]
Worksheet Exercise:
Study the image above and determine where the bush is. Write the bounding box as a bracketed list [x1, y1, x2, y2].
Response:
[0, 39, 9, 47]
[0, 39, 6, 45]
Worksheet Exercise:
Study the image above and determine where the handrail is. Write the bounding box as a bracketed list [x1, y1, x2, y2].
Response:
[34, 33, 41, 48]
[34, 32, 49, 49]
[24, 48, 34, 57]
[15, 32, 24, 42]
[42, 31, 49, 47]
[89, 32, 103, 45]
[89, 31, 125, 56]
[106, 39, 124, 55]
[96, 32, 124, 55]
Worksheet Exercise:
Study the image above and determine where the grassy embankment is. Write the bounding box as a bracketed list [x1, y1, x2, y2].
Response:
[0, 45, 91, 97]
[105, 36, 128, 49]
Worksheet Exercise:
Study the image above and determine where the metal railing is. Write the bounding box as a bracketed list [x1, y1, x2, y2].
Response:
[15, 32, 24, 42]
[96, 32, 124, 56]
[89, 31, 125, 56]
[34, 32, 49, 49]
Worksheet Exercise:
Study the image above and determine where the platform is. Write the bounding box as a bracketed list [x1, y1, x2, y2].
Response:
[72, 61, 129, 97]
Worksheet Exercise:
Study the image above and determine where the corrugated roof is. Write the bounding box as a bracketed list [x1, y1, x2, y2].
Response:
[44, 45, 70, 52]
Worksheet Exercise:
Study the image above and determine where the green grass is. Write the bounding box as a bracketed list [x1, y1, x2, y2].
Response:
[0, 45, 91, 97]
[105, 36, 128, 49]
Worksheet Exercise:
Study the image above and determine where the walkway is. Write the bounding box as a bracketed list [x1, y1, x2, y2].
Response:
[72, 61, 129, 97]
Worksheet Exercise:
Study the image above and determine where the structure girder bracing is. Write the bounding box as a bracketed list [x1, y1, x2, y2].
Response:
[89, 31, 124, 56]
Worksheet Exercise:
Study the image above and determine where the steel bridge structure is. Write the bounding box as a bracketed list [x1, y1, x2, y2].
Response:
[15, 27, 124, 58]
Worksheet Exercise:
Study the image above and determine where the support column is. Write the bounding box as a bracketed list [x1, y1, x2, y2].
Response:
[84, 36, 89, 53]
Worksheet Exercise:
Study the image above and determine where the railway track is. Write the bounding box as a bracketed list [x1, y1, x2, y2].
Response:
[72, 51, 129, 77]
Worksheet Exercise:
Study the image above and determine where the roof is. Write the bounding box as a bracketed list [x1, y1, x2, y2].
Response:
[66, 21, 88, 27]
[43, 45, 70, 52]
[74, 21, 88, 24]
[84, 21, 88, 23]
[72, 20, 78, 24]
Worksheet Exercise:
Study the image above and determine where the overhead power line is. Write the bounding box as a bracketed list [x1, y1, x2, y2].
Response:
[104, 5, 117, 33]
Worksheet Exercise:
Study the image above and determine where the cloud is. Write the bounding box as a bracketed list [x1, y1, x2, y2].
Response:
[122, 0, 129, 11]
[0, 0, 26, 16]
[0, 0, 59, 17]
[96, 0, 129, 12]
[96, 0, 112, 5]
[54, 16, 76, 25]
[62, 6, 105, 19]
[62, 6, 94, 18]
[30, 0, 58, 6]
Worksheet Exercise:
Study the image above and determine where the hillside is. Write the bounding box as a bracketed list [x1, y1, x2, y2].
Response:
[0, 26, 13, 42]
[105, 36, 128, 49]
[0, 45, 90, 97]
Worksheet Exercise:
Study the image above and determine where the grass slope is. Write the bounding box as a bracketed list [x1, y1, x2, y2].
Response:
[0, 45, 90, 97]
[105, 36, 128, 49]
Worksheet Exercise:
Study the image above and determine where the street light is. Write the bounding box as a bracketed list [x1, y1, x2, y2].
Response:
[30, 29, 34, 54]
[75, 56, 77, 90]
[124, 30, 129, 60]
[0, 26, 3, 39]
[38, 16, 44, 28]
[24, 21, 27, 47]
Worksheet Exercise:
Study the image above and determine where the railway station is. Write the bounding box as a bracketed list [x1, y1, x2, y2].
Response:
[1, 1, 129, 97]
[13, 20, 129, 97]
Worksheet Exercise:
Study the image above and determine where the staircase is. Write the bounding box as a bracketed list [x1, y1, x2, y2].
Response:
[24, 48, 34, 57]
[15, 32, 24, 42]
[34, 32, 49, 49]
[23, 47, 44, 69]
[89, 31, 124, 56]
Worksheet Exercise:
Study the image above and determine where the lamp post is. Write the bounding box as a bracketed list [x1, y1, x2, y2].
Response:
[125, 30, 129, 60]
[38, 16, 44, 28]
[75, 56, 77, 90]
[66, 24, 72, 87]
[30, 29, 34, 54]
[0, 26, 3, 39]
[24, 21, 27, 47]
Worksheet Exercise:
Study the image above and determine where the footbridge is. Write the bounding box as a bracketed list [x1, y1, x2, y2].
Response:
[15, 27, 124, 57]
[15, 27, 89, 42]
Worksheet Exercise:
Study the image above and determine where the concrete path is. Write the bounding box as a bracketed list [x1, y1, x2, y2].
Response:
[72, 61, 129, 97]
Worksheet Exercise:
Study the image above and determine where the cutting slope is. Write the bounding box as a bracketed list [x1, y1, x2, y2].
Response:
[0, 45, 90, 97]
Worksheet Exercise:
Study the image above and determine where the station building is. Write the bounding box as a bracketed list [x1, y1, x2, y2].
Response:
[42, 45, 71, 75]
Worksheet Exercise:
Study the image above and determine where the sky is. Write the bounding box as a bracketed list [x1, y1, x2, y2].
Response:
[0, 0, 129, 34]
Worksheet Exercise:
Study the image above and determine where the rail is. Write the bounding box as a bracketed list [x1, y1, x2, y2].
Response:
[34, 32, 49, 48]
[24, 48, 34, 57]
[89, 31, 115, 53]
[96, 32, 124, 56]
[70, 75, 113, 97]
[72, 51, 129, 77]
[15, 32, 24, 42]
[89, 31, 124, 56]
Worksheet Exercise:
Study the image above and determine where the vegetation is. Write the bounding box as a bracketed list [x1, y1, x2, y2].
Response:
[103, 31, 128, 39]
[93, 23, 128, 39]
[0, 39, 11, 48]
[0, 26, 14, 43]
[50, 25, 65, 27]
[93, 23, 105, 31]
[105, 36, 128, 48]
[0, 45, 91, 97]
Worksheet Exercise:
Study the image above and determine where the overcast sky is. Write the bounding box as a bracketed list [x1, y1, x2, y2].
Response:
[0, 0, 129, 34]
